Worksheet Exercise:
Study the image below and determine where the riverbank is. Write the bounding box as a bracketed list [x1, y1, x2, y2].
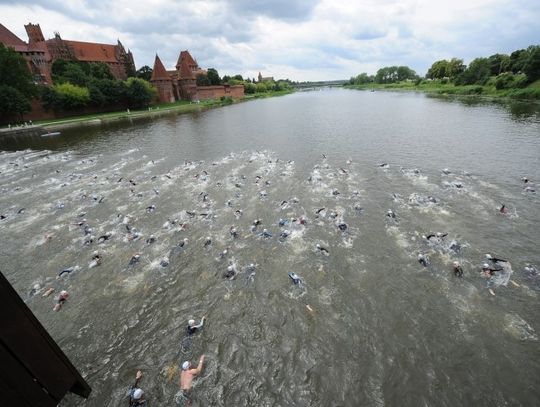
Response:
[344, 79, 540, 101]
[2, 90, 294, 133]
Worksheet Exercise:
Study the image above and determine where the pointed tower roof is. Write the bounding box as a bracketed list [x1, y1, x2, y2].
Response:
[0, 23, 29, 52]
[151, 54, 171, 81]
[176, 50, 197, 69]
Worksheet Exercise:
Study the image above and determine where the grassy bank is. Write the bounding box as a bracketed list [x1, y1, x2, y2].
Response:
[344, 79, 540, 101]
[20, 90, 294, 130]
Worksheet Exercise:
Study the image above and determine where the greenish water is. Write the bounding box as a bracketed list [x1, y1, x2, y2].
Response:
[1, 89, 539, 406]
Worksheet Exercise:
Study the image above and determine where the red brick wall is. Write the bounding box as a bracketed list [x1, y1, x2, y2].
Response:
[196, 85, 244, 100]
[152, 80, 174, 103]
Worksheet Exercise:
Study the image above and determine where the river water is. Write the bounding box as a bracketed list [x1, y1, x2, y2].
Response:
[1, 89, 539, 406]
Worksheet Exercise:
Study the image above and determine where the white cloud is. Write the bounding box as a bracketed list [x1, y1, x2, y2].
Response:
[1, 0, 538, 80]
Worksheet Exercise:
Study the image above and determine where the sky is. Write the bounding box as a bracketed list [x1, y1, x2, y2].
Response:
[1, 0, 539, 81]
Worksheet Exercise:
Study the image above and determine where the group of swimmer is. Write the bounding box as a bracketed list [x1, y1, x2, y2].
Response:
[128, 317, 207, 406]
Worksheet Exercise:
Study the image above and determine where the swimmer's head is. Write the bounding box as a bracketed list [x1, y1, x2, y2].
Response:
[227, 265, 233, 272]
[182, 361, 191, 370]
[485, 254, 492, 259]
[316, 243, 321, 248]
[188, 319, 195, 326]
[482, 263, 490, 269]
[92, 250, 98, 256]
[133, 388, 144, 400]
[453, 261, 460, 267]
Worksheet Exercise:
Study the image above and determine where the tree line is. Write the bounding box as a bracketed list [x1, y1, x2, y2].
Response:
[348, 44, 540, 89]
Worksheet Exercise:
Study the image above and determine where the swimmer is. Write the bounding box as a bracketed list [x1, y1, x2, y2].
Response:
[337, 222, 348, 232]
[128, 370, 145, 406]
[332, 189, 340, 196]
[160, 257, 169, 267]
[386, 209, 396, 219]
[146, 234, 156, 244]
[58, 266, 79, 278]
[449, 240, 462, 254]
[187, 317, 206, 335]
[89, 251, 102, 268]
[288, 272, 302, 285]
[219, 248, 229, 259]
[230, 226, 239, 239]
[245, 263, 256, 282]
[83, 235, 95, 246]
[453, 261, 463, 278]
[259, 229, 272, 238]
[234, 209, 243, 218]
[521, 176, 529, 183]
[203, 237, 212, 248]
[129, 254, 140, 266]
[378, 163, 389, 168]
[146, 205, 156, 214]
[297, 216, 307, 225]
[279, 230, 290, 240]
[259, 190, 267, 198]
[315, 208, 326, 216]
[97, 232, 113, 244]
[180, 355, 205, 402]
[53, 290, 69, 311]
[418, 253, 429, 267]
[223, 265, 237, 280]
[251, 219, 262, 232]
[316, 243, 329, 256]
[500, 204, 508, 214]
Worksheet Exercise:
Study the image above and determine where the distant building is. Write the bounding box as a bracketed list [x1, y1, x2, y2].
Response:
[150, 50, 244, 103]
[0, 23, 51, 84]
[0, 23, 136, 84]
[258, 71, 274, 83]
[25, 23, 135, 80]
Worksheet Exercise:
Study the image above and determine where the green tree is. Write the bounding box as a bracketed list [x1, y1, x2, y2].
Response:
[0, 44, 38, 121]
[0, 44, 37, 99]
[353, 73, 372, 84]
[244, 82, 256, 94]
[426, 60, 448, 79]
[136, 65, 153, 81]
[42, 83, 90, 111]
[522, 45, 540, 82]
[508, 49, 528, 73]
[233, 74, 243, 81]
[222, 75, 231, 83]
[125, 77, 156, 108]
[455, 57, 491, 85]
[488, 54, 509, 75]
[91, 62, 114, 80]
[206, 68, 221, 85]
[196, 73, 210, 86]
[447, 58, 466, 79]
[0, 84, 31, 120]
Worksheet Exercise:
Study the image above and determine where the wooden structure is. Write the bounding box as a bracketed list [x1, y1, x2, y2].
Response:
[0, 271, 91, 406]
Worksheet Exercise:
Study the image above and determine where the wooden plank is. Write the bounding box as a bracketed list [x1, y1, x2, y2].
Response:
[0, 270, 91, 403]
[0, 342, 57, 407]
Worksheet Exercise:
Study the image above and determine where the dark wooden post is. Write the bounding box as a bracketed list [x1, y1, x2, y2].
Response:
[0, 271, 91, 406]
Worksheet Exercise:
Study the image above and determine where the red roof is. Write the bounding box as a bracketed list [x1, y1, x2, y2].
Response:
[176, 50, 197, 69]
[64, 40, 119, 62]
[0, 23, 28, 52]
[151, 54, 171, 81]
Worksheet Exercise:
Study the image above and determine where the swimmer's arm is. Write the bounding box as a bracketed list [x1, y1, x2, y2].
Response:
[193, 316, 206, 329]
[133, 370, 143, 388]
[193, 355, 205, 375]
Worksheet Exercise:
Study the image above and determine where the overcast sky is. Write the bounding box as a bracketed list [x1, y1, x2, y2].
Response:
[1, 0, 539, 81]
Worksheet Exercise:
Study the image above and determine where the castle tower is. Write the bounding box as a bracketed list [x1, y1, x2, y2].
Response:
[150, 54, 174, 103]
[176, 50, 200, 101]
[24, 23, 44, 44]
[258, 72, 263, 83]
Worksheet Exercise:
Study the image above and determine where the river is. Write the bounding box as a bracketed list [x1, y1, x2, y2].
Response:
[1, 89, 539, 406]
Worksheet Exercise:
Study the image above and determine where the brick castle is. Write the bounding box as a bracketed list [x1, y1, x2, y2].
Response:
[151, 51, 244, 103]
[0, 22, 243, 112]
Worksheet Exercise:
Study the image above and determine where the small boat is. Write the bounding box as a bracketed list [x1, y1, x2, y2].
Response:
[41, 131, 61, 137]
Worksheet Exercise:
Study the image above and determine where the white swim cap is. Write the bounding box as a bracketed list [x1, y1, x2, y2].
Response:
[182, 361, 190, 370]
[453, 261, 460, 267]
[482, 263, 490, 269]
[188, 319, 195, 326]
[227, 265, 234, 271]
[133, 388, 143, 400]
[316, 243, 320, 248]
[418, 254, 424, 259]
[60, 290, 68, 296]
[92, 250, 98, 256]
[485, 253, 492, 259]
[263, 228, 268, 232]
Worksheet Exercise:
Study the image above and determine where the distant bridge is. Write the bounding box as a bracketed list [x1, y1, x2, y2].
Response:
[292, 80, 348, 89]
